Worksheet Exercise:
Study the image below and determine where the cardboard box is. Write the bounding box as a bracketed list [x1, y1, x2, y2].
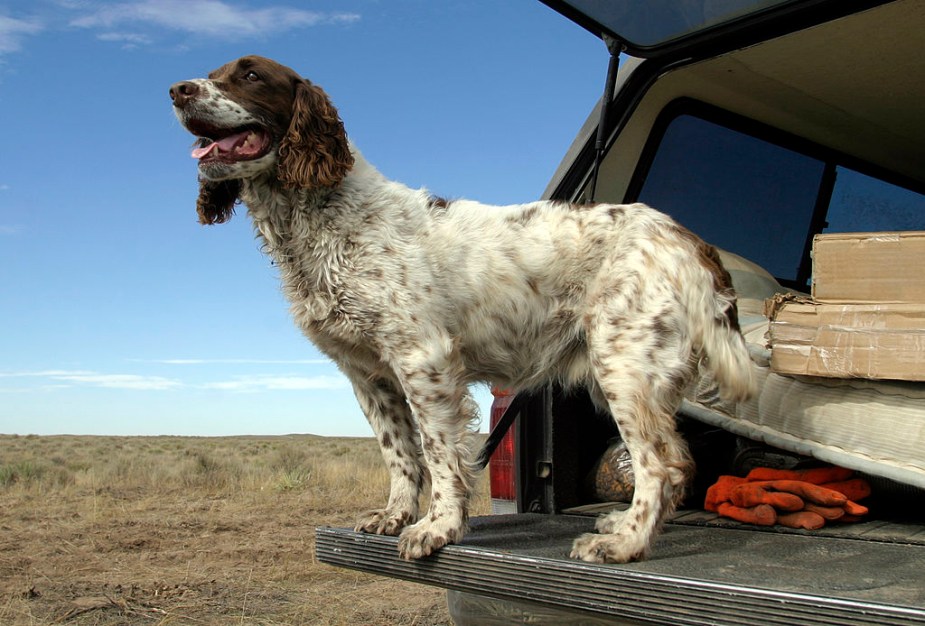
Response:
[767, 296, 925, 381]
[812, 231, 925, 303]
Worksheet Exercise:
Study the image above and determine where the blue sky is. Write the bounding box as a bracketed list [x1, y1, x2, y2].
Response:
[0, 0, 605, 436]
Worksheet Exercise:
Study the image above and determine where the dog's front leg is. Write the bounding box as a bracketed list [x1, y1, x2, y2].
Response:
[349, 374, 425, 537]
[391, 340, 477, 560]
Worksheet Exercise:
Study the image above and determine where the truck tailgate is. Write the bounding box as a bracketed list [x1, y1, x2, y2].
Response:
[316, 513, 925, 625]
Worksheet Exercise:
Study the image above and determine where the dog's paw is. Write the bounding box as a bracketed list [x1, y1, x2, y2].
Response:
[354, 508, 416, 536]
[396, 517, 464, 560]
[569, 532, 647, 564]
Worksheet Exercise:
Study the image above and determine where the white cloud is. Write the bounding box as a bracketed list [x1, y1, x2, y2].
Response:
[56, 372, 183, 390]
[69, 0, 360, 38]
[0, 368, 347, 393]
[0, 369, 96, 378]
[96, 31, 153, 47]
[0, 369, 182, 390]
[0, 14, 43, 55]
[202, 374, 348, 392]
[3, 2, 358, 57]
[144, 358, 333, 365]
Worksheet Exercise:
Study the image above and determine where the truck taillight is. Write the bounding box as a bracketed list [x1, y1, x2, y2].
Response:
[488, 388, 517, 514]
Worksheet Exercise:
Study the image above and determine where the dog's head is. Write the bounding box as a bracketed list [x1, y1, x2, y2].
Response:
[170, 55, 354, 224]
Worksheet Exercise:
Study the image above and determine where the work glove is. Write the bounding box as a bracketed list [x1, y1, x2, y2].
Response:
[704, 466, 870, 529]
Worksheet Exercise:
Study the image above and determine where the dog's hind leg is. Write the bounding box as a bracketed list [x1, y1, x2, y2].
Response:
[351, 374, 426, 537]
[571, 310, 695, 563]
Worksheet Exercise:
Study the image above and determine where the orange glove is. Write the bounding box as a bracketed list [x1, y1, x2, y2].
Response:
[744, 466, 854, 484]
[704, 476, 777, 526]
[744, 466, 870, 521]
[731, 479, 849, 510]
[777, 510, 828, 530]
[817, 478, 872, 503]
[705, 466, 871, 529]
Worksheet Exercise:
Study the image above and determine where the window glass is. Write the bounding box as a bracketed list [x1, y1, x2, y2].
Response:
[637, 114, 825, 283]
[825, 168, 924, 233]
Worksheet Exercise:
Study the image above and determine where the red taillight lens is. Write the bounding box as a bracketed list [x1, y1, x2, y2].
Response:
[488, 388, 516, 502]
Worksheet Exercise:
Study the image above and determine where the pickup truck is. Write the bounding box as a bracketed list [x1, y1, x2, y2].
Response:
[317, 1, 925, 624]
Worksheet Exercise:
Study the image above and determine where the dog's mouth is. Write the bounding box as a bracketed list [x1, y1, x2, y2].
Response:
[185, 119, 272, 164]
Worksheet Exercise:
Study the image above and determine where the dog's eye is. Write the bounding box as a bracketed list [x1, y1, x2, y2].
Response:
[244, 70, 260, 82]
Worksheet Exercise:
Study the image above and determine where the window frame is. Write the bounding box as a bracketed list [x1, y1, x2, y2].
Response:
[626, 98, 925, 288]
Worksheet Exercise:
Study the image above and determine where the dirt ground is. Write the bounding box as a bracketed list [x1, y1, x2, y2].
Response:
[0, 434, 490, 625]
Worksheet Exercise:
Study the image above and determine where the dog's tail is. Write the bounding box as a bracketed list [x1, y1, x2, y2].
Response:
[688, 245, 756, 404]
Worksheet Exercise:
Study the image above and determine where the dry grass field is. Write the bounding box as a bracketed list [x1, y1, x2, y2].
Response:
[0, 433, 490, 625]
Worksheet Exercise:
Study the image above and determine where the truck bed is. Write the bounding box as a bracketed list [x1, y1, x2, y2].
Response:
[316, 512, 925, 625]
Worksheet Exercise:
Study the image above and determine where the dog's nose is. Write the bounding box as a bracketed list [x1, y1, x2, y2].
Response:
[169, 81, 199, 107]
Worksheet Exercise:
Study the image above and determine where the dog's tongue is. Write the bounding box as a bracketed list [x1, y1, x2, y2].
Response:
[191, 130, 252, 159]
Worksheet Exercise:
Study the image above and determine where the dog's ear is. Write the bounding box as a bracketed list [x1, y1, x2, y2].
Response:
[278, 81, 354, 189]
[196, 178, 241, 225]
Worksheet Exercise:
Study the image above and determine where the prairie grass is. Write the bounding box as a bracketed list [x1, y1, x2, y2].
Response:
[0, 433, 490, 625]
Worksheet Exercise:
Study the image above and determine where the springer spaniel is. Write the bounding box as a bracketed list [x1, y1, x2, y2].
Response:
[170, 56, 754, 563]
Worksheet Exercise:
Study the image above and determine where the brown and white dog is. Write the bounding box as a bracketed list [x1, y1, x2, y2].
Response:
[170, 55, 754, 563]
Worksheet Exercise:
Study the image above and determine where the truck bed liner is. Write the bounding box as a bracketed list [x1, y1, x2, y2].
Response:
[316, 513, 925, 625]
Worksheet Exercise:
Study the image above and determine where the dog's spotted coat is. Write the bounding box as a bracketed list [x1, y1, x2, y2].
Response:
[170, 56, 755, 563]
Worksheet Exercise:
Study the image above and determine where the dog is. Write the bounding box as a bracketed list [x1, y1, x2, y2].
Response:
[170, 55, 754, 563]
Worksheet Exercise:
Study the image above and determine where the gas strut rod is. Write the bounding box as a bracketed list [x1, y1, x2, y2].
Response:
[475, 392, 529, 470]
[588, 35, 624, 204]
